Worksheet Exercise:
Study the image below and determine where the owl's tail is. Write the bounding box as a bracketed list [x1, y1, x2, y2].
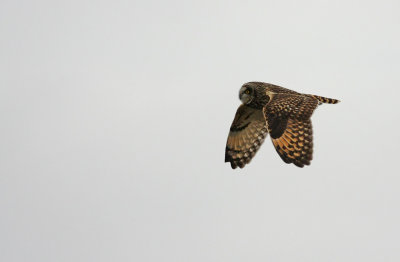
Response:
[310, 95, 340, 104]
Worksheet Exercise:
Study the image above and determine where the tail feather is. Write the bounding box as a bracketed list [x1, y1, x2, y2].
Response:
[310, 95, 340, 104]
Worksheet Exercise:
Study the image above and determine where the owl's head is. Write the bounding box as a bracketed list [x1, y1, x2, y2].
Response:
[239, 82, 270, 108]
[239, 83, 256, 104]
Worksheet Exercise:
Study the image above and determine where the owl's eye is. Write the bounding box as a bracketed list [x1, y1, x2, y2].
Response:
[244, 89, 251, 95]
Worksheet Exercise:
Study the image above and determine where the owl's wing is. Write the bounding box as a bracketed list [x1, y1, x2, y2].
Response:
[263, 94, 318, 167]
[225, 104, 268, 169]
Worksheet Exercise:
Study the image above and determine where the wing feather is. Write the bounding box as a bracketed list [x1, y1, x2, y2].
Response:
[225, 105, 268, 169]
[269, 118, 313, 167]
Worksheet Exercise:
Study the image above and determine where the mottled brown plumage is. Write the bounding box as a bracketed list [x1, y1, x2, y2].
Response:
[225, 82, 340, 168]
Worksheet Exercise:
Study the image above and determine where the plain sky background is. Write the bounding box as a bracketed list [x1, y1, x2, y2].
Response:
[1, 0, 400, 261]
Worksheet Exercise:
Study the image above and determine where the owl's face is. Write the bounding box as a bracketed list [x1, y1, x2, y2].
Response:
[239, 85, 254, 104]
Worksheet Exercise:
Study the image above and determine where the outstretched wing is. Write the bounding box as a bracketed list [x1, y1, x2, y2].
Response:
[263, 94, 318, 167]
[225, 105, 268, 169]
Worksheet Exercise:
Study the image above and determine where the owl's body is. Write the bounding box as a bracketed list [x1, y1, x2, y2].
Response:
[225, 82, 339, 168]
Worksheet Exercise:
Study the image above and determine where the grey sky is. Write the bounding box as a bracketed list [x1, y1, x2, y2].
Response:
[1, 0, 400, 261]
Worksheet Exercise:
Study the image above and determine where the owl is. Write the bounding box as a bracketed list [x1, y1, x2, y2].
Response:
[225, 82, 340, 168]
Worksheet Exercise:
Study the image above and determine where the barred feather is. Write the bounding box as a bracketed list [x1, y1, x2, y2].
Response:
[310, 95, 340, 104]
[270, 119, 313, 168]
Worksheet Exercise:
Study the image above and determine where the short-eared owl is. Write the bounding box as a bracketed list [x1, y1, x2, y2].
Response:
[225, 82, 340, 168]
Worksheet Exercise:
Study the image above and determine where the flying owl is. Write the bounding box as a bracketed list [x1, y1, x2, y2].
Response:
[225, 82, 340, 168]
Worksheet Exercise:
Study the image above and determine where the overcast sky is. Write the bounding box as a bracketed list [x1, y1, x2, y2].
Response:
[1, 0, 400, 261]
